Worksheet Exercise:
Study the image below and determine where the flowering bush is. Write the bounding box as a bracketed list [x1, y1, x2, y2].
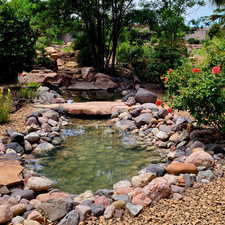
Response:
[165, 63, 225, 133]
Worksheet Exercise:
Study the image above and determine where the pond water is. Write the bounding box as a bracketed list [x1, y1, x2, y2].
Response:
[33, 119, 161, 194]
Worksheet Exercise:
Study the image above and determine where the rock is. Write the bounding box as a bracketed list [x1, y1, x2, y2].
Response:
[114, 187, 133, 195]
[23, 219, 41, 225]
[36, 192, 69, 202]
[118, 112, 132, 120]
[81, 67, 95, 79]
[10, 203, 27, 216]
[26, 117, 39, 126]
[24, 140, 33, 153]
[131, 173, 156, 187]
[52, 137, 63, 145]
[112, 194, 130, 203]
[11, 188, 34, 200]
[25, 133, 40, 143]
[185, 151, 214, 168]
[74, 191, 94, 203]
[5, 142, 24, 154]
[131, 192, 152, 207]
[104, 205, 115, 219]
[94, 196, 110, 208]
[0, 205, 13, 224]
[163, 174, 177, 185]
[192, 147, 205, 153]
[113, 180, 132, 190]
[158, 109, 169, 118]
[33, 143, 55, 156]
[27, 211, 44, 223]
[95, 77, 118, 89]
[0, 186, 9, 195]
[197, 170, 215, 183]
[134, 113, 152, 128]
[169, 133, 182, 143]
[155, 131, 169, 141]
[91, 204, 105, 217]
[126, 97, 136, 106]
[139, 164, 165, 177]
[173, 193, 183, 200]
[0, 160, 23, 186]
[135, 88, 157, 104]
[182, 174, 196, 188]
[171, 185, 185, 193]
[11, 216, 24, 225]
[58, 210, 79, 225]
[205, 144, 225, 154]
[76, 205, 91, 221]
[143, 177, 171, 202]
[38, 198, 73, 221]
[130, 107, 142, 117]
[95, 189, 114, 198]
[26, 176, 54, 191]
[159, 125, 172, 133]
[8, 131, 24, 144]
[166, 162, 198, 175]
[126, 203, 143, 217]
[0, 143, 5, 153]
[112, 200, 126, 209]
[115, 119, 136, 131]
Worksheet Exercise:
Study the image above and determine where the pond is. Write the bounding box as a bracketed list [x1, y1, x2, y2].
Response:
[31, 119, 161, 194]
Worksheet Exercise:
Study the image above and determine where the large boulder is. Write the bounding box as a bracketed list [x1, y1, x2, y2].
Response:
[143, 177, 171, 202]
[135, 88, 157, 104]
[166, 162, 198, 175]
[185, 151, 214, 168]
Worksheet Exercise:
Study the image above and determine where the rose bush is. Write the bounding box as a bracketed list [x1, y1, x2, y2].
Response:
[164, 63, 225, 133]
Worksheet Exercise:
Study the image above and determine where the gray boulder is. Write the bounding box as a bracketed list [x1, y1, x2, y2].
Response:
[135, 88, 157, 104]
[58, 210, 80, 225]
[134, 113, 152, 128]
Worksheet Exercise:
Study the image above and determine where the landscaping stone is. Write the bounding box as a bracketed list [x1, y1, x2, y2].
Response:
[74, 191, 94, 203]
[94, 195, 110, 208]
[5, 142, 24, 154]
[113, 180, 132, 190]
[197, 170, 215, 183]
[156, 131, 169, 141]
[131, 173, 156, 187]
[112, 194, 130, 203]
[76, 205, 91, 221]
[26, 176, 54, 191]
[131, 192, 152, 207]
[163, 174, 177, 185]
[115, 119, 136, 131]
[104, 205, 115, 219]
[126, 203, 143, 217]
[0, 205, 13, 224]
[42, 110, 59, 121]
[91, 204, 105, 217]
[38, 198, 73, 221]
[11, 188, 34, 200]
[143, 177, 171, 202]
[185, 151, 214, 168]
[58, 210, 80, 225]
[25, 132, 40, 143]
[166, 162, 198, 175]
[134, 113, 152, 128]
[135, 88, 157, 104]
[33, 142, 55, 156]
[11, 216, 24, 225]
[139, 164, 165, 177]
[10, 203, 27, 216]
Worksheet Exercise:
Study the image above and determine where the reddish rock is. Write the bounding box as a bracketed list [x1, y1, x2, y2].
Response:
[166, 162, 198, 175]
[0, 160, 23, 186]
[27, 211, 44, 223]
[131, 173, 156, 187]
[143, 178, 171, 202]
[132, 193, 152, 207]
[114, 187, 133, 195]
[0, 205, 13, 224]
[36, 192, 69, 202]
[95, 77, 118, 90]
[185, 151, 214, 168]
[94, 196, 110, 208]
[10, 203, 27, 216]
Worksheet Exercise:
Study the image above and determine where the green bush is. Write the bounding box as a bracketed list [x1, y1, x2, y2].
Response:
[165, 63, 225, 133]
[0, 1, 36, 84]
[0, 89, 12, 123]
[117, 42, 187, 83]
[18, 82, 40, 100]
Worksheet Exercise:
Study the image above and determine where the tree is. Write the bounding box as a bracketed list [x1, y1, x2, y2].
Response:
[210, 0, 225, 7]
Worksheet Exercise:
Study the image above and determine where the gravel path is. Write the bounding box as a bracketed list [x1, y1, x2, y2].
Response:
[85, 178, 225, 225]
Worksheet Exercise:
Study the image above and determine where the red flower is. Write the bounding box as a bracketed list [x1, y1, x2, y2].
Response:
[167, 108, 173, 113]
[168, 69, 174, 74]
[164, 77, 169, 82]
[212, 66, 221, 74]
[192, 68, 201, 73]
[155, 99, 162, 106]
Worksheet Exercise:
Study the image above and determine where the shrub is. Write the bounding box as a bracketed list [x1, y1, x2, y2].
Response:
[0, 1, 36, 83]
[0, 89, 12, 123]
[117, 42, 187, 83]
[165, 64, 225, 133]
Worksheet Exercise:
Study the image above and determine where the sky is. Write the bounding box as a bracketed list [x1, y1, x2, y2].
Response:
[186, 1, 216, 21]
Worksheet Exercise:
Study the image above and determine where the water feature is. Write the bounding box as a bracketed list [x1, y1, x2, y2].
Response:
[33, 119, 161, 194]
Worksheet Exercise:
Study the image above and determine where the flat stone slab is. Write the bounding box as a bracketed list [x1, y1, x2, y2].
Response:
[66, 82, 101, 91]
[0, 156, 23, 186]
[34, 101, 128, 115]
